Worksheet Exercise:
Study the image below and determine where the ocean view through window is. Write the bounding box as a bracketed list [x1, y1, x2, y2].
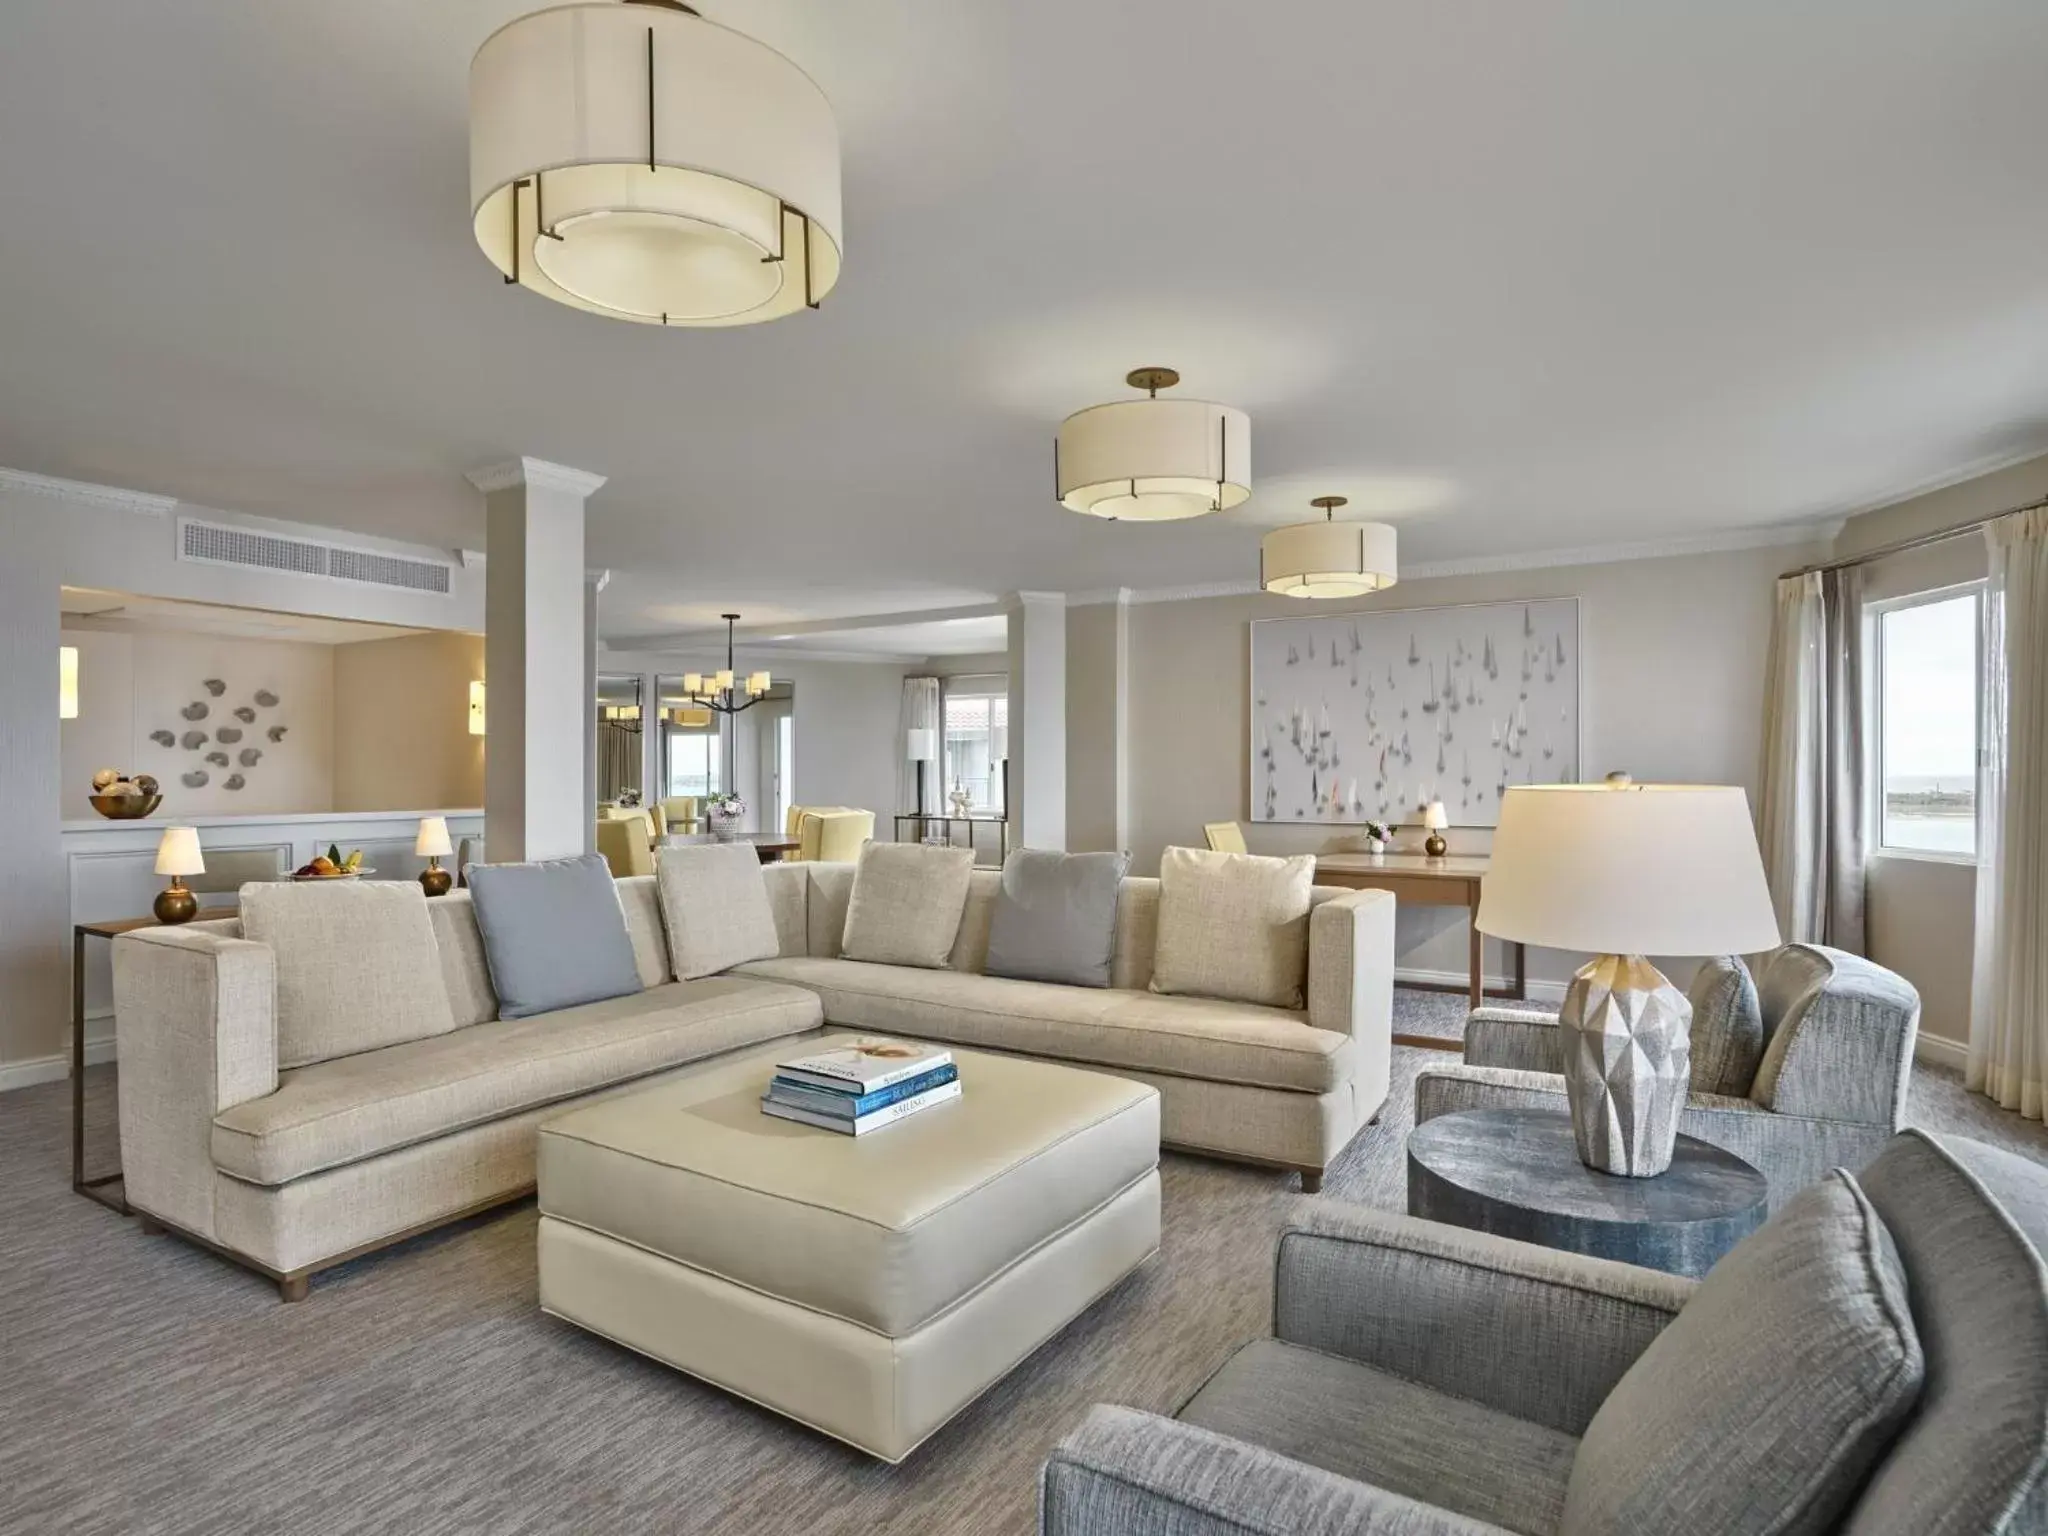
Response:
[1875, 586, 1980, 857]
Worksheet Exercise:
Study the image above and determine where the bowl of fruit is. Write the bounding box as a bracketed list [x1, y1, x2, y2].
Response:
[293, 844, 370, 881]
[87, 769, 163, 820]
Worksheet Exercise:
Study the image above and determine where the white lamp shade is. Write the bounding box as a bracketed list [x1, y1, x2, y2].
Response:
[907, 727, 937, 761]
[1422, 800, 1450, 830]
[1262, 519, 1398, 599]
[1056, 398, 1252, 521]
[470, 4, 841, 327]
[154, 826, 205, 878]
[415, 816, 455, 859]
[1478, 784, 1782, 957]
[59, 646, 79, 720]
[715, 669, 735, 690]
[682, 673, 703, 694]
[747, 670, 772, 695]
[469, 680, 486, 736]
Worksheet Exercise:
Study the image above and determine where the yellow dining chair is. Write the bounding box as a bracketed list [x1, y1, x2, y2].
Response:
[595, 818, 654, 878]
[786, 804, 853, 839]
[1203, 821, 1248, 854]
[662, 796, 700, 832]
[796, 809, 875, 862]
[647, 803, 668, 840]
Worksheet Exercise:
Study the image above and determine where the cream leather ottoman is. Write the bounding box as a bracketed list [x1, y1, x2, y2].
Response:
[536, 1033, 1161, 1462]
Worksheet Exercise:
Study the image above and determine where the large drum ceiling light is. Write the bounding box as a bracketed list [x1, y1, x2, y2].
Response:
[1262, 495, 1399, 599]
[470, 0, 841, 326]
[1055, 368, 1251, 521]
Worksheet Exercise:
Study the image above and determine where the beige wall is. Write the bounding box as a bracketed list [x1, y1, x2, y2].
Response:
[332, 630, 485, 812]
[1065, 603, 1123, 854]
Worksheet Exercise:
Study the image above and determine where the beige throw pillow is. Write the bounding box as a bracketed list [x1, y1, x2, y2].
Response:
[841, 842, 976, 969]
[239, 881, 456, 1069]
[655, 844, 782, 980]
[1150, 845, 1316, 1009]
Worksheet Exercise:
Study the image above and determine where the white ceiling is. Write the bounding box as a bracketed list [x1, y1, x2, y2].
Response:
[60, 588, 430, 646]
[8, 1, 2048, 642]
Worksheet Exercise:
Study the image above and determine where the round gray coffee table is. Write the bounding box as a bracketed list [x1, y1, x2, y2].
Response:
[1406, 1108, 1769, 1277]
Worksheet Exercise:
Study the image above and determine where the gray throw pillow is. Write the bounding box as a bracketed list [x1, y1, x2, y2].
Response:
[840, 842, 976, 968]
[1687, 954, 1764, 1096]
[984, 849, 1130, 988]
[465, 853, 643, 1019]
[1563, 1171, 1925, 1536]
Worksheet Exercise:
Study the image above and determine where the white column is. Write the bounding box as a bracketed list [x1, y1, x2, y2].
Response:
[1112, 589, 1132, 851]
[468, 458, 606, 864]
[582, 572, 608, 854]
[1007, 591, 1068, 852]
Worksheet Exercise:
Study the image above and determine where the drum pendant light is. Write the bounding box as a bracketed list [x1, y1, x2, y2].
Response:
[1055, 368, 1252, 521]
[1262, 495, 1399, 599]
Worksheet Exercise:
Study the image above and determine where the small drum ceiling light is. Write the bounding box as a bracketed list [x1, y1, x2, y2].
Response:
[1261, 495, 1399, 599]
[1055, 368, 1251, 521]
[469, 0, 841, 327]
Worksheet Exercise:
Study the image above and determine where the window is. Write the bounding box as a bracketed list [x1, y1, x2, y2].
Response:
[940, 675, 1008, 814]
[1872, 586, 1981, 858]
[664, 729, 720, 798]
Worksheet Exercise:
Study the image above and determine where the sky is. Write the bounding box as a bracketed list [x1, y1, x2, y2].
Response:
[1880, 591, 1978, 782]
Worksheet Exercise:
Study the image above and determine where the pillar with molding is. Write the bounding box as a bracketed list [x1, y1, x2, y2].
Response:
[1007, 591, 1068, 852]
[468, 457, 606, 864]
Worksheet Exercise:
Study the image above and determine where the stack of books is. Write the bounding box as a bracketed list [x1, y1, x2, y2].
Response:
[761, 1040, 960, 1136]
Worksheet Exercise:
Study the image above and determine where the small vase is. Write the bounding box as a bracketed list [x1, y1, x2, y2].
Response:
[708, 809, 743, 841]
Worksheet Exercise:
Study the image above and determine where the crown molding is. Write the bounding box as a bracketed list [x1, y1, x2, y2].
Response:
[464, 457, 608, 498]
[0, 466, 176, 518]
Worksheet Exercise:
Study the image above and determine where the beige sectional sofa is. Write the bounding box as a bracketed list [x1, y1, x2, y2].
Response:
[112, 863, 1393, 1299]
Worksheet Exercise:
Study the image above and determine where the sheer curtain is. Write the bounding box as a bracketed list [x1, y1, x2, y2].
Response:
[1968, 508, 2048, 1119]
[898, 675, 940, 818]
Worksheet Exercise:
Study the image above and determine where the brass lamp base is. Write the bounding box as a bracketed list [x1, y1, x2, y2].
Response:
[153, 880, 198, 925]
[419, 860, 453, 898]
[1424, 832, 1447, 858]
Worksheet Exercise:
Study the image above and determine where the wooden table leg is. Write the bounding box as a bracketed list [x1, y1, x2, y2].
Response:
[1512, 940, 1527, 1002]
[1468, 913, 1483, 1012]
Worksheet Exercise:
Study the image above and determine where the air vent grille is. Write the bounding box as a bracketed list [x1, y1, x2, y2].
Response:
[179, 518, 452, 596]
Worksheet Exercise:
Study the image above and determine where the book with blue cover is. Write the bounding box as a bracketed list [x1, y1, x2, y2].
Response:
[760, 1077, 962, 1136]
[767, 1064, 959, 1120]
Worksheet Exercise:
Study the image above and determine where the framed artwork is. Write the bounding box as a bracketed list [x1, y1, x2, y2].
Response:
[1248, 598, 1582, 828]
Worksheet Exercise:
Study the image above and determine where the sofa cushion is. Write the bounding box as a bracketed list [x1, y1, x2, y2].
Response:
[985, 849, 1130, 988]
[655, 844, 781, 979]
[240, 881, 456, 1070]
[211, 977, 824, 1185]
[1564, 1170, 1924, 1536]
[840, 842, 976, 969]
[1687, 955, 1764, 1096]
[731, 956, 1352, 1094]
[466, 854, 644, 1019]
[1151, 846, 1316, 1010]
[1181, 1338, 1577, 1536]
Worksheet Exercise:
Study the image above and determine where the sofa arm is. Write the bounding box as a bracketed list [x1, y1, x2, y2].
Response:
[1461, 1007, 1564, 1072]
[112, 927, 277, 1240]
[1751, 954, 1920, 1128]
[1309, 888, 1396, 1100]
[1414, 1062, 1571, 1128]
[1041, 1405, 1513, 1536]
[1274, 1202, 1692, 1436]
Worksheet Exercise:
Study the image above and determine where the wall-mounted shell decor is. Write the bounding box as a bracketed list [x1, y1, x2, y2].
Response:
[181, 730, 208, 750]
[216, 727, 243, 744]
[206, 751, 230, 767]
[254, 690, 279, 708]
[203, 679, 226, 697]
[233, 705, 256, 723]
[223, 774, 246, 791]
[150, 729, 176, 748]
[238, 748, 261, 767]
[181, 770, 209, 789]
[267, 725, 287, 743]
[181, 702, 209, 721]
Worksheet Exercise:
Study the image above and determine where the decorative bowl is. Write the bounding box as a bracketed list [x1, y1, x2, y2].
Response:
[89, 793, 164, 820]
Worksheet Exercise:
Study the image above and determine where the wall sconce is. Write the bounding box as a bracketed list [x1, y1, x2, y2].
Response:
[469, 680, 486, 736]
[60, 646, 79, 720]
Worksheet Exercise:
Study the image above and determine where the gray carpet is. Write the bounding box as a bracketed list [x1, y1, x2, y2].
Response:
[6, 992, 2046, 1536]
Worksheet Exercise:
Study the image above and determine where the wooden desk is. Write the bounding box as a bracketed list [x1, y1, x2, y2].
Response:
[1313, 852, 1525, 1047]
[73, 907, 238, 1213]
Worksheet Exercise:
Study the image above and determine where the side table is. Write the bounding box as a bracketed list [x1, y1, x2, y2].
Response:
[73, 908, 236, 1214]
[1406, 1107, 1769, 1278]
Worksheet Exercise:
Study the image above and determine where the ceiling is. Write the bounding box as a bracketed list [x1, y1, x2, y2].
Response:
[60, 588, 430, 646]
[7, 1, 2048, 643]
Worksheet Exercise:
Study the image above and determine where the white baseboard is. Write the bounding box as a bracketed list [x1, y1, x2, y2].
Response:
[1394, 966, 1569, 1006]
[0, 1032, 116, 1093]
[1914, 1033, 1968, 1072]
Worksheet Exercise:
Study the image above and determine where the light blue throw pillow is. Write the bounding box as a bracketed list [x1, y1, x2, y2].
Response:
[984, 849, 1130, 988]
[465, 853, 643, 1019]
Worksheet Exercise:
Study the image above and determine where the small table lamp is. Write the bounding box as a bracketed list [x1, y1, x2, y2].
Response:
[153, 826, 204, 924]
[907, 727, 937, 814]
[415, 816, 455, 897]
[1477, 782, 1780, 1177]
[1421, 800, 1450, 858]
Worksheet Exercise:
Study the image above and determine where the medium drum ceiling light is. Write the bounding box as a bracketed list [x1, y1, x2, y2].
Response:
[1262, 495, 1399, 599]
[469, 0, 841, 326]
[1055, 368, 1251, 521]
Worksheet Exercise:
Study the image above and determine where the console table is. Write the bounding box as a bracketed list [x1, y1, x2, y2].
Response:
[894, 813, 1010, 866]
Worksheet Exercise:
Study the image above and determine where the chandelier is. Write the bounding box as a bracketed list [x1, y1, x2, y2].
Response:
[1261, 495, 1399, 599]
[682, 615, 773, 714]
[1055, 368, 1251, 521]
[469, 0, 842, 326]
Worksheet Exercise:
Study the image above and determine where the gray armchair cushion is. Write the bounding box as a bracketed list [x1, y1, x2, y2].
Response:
[1687, 955, 1764, 1095]
[1178, 1340, 1575, 1536]
[1564, 1170, 1924, 1536]
[984, 848, 1129, 988]
[1041, 1404, 1517, 1536]
[1750, 946, 1919, 1125]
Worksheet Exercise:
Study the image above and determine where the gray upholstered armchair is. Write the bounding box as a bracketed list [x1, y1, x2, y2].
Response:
[1413, 944, 1920, 1208]
[1041, 1130, 2048, 1535]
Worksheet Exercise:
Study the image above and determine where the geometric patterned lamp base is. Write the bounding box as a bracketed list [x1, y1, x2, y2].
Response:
[1559, 954, 1692, 1178]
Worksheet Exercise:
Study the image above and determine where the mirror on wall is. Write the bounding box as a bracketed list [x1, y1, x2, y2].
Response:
[655, 676, 794, 832]
[595, 674, 644, 804]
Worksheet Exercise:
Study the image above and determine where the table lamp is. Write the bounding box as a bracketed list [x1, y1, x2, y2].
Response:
[153, 826, 205, 924]
[415, 816, 455, 897]
[1477, 781, 1780, 1177]
[1422, 801, 1450, 858]
[907, 727, 937, 813]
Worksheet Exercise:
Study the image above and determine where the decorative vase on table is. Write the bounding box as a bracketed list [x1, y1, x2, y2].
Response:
[707, 795, 747, 841]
